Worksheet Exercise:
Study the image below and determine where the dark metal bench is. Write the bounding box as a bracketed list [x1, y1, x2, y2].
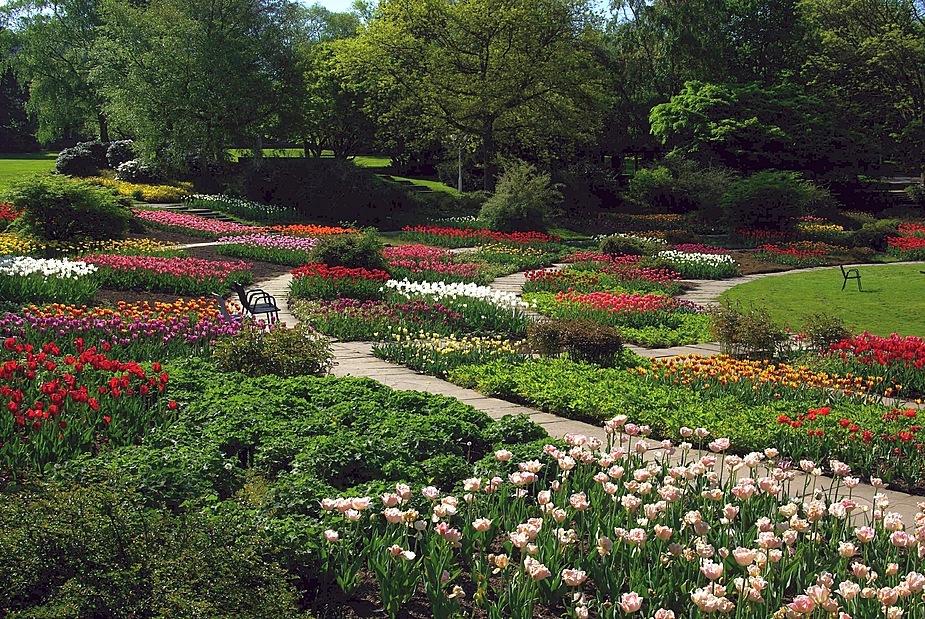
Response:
[840, 265, 861, 291]
[211, 293, 243, 320]
[231, 281, 281, 324]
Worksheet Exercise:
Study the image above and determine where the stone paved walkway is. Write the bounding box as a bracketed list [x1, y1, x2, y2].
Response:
[246, 255, 925, 524]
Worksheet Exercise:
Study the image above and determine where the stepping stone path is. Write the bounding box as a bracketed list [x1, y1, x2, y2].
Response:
[242, 261, 924, 525]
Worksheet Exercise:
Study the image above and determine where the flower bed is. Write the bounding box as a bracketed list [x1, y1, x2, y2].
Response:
[216, 234, 318, 265]
[0, 202, 22, 223]
[89, 178, 192, 202]
[373, 333, 529, 376]
[384, 279, 531, 334]
[1, 298, 242, 360]
[133, 209, 264, 238]
[317, 418, 925, 618]
[400, 225, 560, 249]
[79, 254, 251, 295]
[0, 256, 100, 305]
[654, 250, 739, 279]
[289, 263, 390, 300]
[523, 267, 682, 296]
[887, 235, 925, 260]
[475, 243, 559, 269]
[383, 244, 504, 284]
[271, 224, 358, 237]
[1, 335, 174, 475]
[0, 233, 34, 256]
[290, 298, 464, 341]
[755, 243, 831, 267]
[823, 333, 925, 397]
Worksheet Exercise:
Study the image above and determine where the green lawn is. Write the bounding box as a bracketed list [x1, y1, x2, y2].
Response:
[0, 152, 57, 197]
[719, 263, 925, 336]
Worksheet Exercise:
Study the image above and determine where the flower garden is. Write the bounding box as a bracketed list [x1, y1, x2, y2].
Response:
[3, 193, 925, 618]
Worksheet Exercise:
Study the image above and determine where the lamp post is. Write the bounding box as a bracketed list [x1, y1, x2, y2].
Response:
[449, 134, 468, 193]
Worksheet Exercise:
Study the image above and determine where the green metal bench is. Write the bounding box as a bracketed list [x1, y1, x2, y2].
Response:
[840, 265, 861, 291]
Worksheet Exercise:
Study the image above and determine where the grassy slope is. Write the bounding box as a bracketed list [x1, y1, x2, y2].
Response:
[0, 153, 58, 197]
[719, 263, 925, 336]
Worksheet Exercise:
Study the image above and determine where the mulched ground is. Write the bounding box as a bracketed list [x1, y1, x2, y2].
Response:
[87, 228, 292, 307]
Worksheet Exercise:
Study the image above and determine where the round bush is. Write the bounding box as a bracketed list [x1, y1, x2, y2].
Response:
[106, 140, 135, 168]
[116, 159, 161, 183]
[55, 144, 101, 177]
[11, 174, 132, 241]
[309, 228, 387, 271]
[479, 159, 561, 232]
[720, 171, 831, 231]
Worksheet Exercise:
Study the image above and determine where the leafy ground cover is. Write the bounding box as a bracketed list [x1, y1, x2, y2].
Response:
[719, 264, 925, 336]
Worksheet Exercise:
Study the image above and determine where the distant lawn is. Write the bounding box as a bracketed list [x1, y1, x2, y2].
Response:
[719, 263, 925, 336]
[0, 152, 57, 196]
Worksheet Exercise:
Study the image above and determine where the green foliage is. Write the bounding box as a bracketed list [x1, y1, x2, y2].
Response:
[628, 160, 739, 218]
[801, 312, 852, 353]
[481, 413, 549, 446]
[528, 318, 624, 367]
[236, 159, 416, 226]
[478, 159, 562, 232]
[10, 174, 132, 241]
[599, 234, 659, 256]
[708, 302, 789, 359]
[720, 171, 831, 231]
[309, 228, 387, 270]
[0, 481, 306, 619]
[212, 323, 334, 378]
[849, 219, 899, 251]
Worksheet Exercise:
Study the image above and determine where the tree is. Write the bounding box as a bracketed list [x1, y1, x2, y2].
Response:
[0, 28, 38, 151]
[3, 0, 110, 142]
[342, 0, 610, 189]
[96, 0, 300, 176]
[800, 0, 925, 179]
[649, 80, 873, 178]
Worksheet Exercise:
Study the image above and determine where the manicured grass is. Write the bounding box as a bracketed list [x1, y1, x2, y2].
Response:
[719, 263, 925, 336]
[0, 152, 58, 196]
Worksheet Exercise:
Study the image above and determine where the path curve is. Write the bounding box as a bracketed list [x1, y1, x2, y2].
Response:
[244, 260, 925, 523]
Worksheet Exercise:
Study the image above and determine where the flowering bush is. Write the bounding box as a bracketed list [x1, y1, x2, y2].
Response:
[653, 250, 739, 279]
[133, 209, 264, 238]
[290, 263, 391, 300]
[400, 225, 560, 249]
[0, 256, 100, 305]
[373, 333, 529, 376]
[290, 298, 464, 341]
[1, 299, 242, 360]
[317, 419, 925, 619]
[1, 335, 173, 475]
[216, 234, 318, 265]
[384, 279, 531, 334]
[80, 254, 252, 295]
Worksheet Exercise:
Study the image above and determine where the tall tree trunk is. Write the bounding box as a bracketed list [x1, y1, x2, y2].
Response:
[482, 117, 497, 192]
[98, 112, 109, 143]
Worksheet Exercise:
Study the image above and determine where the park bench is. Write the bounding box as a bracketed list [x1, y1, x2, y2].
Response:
[211, 293, 243, 321]
[840, 264, 861, 291]
[231, 281, 281, 324]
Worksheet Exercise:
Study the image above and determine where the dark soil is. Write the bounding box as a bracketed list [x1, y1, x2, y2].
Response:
[730, 251, 794, 276]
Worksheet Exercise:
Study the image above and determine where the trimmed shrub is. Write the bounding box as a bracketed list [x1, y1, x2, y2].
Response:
[479, 159, 562, 232]
[10, 174, 132, 241]
[848, 219, 899, 251]
[720, 171, 832, 231]
[212, 322, 334, 377]
[528, 318, 624, 367]
[106, 140, 135, 168]
[309, 227, 387, 271]
[55, 141, 107, 177]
